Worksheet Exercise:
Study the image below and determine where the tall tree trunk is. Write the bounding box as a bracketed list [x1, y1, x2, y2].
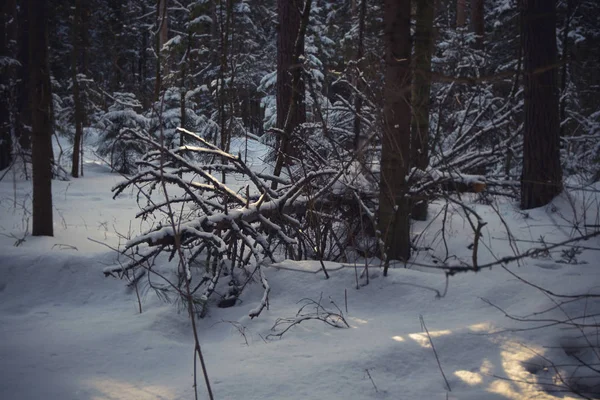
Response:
[0, 0, 15, 170]
[411, 0, 435, 221]
[352, 0, 367, 152]
[29, 0, 53, 236]
[559, 0, 572, 137]
[379, 0, 412, 267]
[275, 0, 307, 167]
[218, 0, 233, 182]
[456, 0, 467, 28]
[71, 0, 84, 178]
[520, 0, 563, 210]
[16, 0, 31, 152]
[470, 0, 484, 48]
[154, 0, 168, 101]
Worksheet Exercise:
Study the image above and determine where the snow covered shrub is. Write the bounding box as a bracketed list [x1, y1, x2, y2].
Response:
[96, 92, 149, 174]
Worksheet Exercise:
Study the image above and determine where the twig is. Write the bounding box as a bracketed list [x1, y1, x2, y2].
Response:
[420, 315, 451, 392]
[365, 369, 378, 392]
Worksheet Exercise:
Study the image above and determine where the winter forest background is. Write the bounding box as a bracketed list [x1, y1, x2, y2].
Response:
[1, 0, 600, 399]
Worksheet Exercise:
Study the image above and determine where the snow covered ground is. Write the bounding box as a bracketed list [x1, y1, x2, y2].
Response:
[1, 140, 599, 399]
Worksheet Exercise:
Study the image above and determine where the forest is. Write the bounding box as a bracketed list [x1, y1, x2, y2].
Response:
[1, 0, 600, 399]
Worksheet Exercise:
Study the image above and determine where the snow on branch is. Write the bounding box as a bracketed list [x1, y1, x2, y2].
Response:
[104, 127, 337, 318]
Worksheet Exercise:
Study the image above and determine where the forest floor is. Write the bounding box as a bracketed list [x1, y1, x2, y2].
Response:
[1, 138, 599, 400]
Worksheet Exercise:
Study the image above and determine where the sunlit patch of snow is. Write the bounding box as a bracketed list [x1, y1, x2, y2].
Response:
[454, 370, 483, 386]
[468, 322, 494, 332]
[408, 329, 452, 348]
[85, 378, 175, 400]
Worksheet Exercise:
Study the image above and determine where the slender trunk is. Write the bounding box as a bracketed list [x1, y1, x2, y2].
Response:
[159, 0, 168, 48]
[180, 28, 192, 148]
[71, 0, 84, 178]
[352, 0, 367, 152]
[379, 0, 412, 265]
[218, 0, 233, 182]
[456, 0, 467, 28]
[411, 0, 435, 221]
[520, 0, 563, 209]
[154, 0, 168, 101]
[17, 0, 31, 151]
[0, 0, 15, 170]
[470, 0, 484, 48]
[29, 0, 53, 236]
[559, 0, 572, 137]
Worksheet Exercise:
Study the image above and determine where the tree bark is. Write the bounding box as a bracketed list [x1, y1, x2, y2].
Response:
[456, 0, 467, 28]
[272, 0, 311, 187]
[0, 0, 16, 170]
[16, 0, 31, 151]
[559, 0, 572, 137]
[470, 0, 484, 48]
[154, 0, 168, 101]
[71, 0, 84, 178]
[379, 0, 412, 265]
[520, 0, 563, 210]
[29, 0, 53, 236]
[218, 0, 234, 182]
[275, 0, 307, 163]
[411, 0, 435, 221]
[352, 0, 367, 152]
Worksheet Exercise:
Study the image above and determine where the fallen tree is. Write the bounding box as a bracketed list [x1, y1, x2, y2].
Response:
[104, 127, 340, 318]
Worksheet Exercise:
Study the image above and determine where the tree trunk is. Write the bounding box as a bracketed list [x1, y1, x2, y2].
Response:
[456, 0, 467, 28]
[275, 0, 307, 164]
[159, 0, 168, 47]
[218, 0, 234, 182]
[154, 0, 168, 101]
[0, 0, 15, 170]
[559, 0, 572, 137]
[352, 0, 367, 152]
[520, 0, 563, 210]
[29, 0, 53, 236]
[470, 0, 484, 48]
[379, 0, 412, 266]
[16, 0, 31, 151]
[71, 0, 84, 178]
[411, 0, 435, 221]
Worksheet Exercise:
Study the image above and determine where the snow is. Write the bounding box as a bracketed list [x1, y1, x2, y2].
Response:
[1, 141, 599, 399]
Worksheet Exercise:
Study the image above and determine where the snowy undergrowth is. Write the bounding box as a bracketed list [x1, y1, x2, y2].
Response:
[1, 142, 599, 399]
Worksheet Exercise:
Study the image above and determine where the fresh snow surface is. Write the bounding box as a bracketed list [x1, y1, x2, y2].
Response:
[1, 140, 600, 399]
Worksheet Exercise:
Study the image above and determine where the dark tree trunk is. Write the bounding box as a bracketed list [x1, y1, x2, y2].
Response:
[456, 0, 467, 28]
[275, 0, 306, 161]
[16, 0, 31, 151]
[71, 0, 85, 178]
[559, 0, 572, 137]
[352, 0, 367, 152]
[411, 0, 435, 221]
[470, 0, 484, 49]
[272, 0, 311, 186]
[154, 0, 168, 101]
[29, 0, 53, 236]
[520, 0, 563, 210]
[379, 0, 412, 266]
[0, 0, 16, 170]
[216, 0, 234, 183]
